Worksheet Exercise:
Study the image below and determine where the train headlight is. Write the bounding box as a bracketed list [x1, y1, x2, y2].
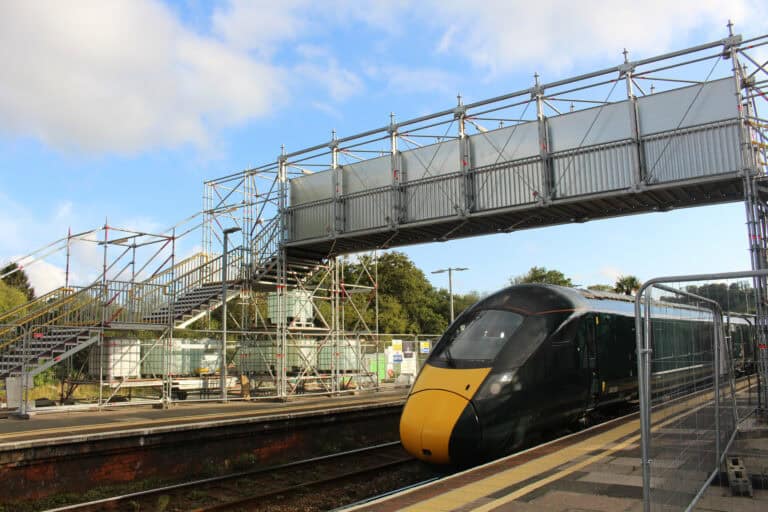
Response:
[487, 371, 517, 395]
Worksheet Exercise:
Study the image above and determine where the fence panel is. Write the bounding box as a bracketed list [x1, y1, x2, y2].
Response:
[636, 276, 756, 512]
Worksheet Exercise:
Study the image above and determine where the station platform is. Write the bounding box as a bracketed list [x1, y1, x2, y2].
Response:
[0, 389, 408, 503]
[0, 389, 407, 448]
[352, 386, 768, 512]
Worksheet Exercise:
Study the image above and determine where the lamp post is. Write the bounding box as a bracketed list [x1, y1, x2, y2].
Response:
[221, 227, 241, 402]
[432, 267, 469, 323]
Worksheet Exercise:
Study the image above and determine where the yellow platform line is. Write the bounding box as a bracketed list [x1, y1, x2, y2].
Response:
[402, 383, 747, 512]
[0, 397, 404, 442]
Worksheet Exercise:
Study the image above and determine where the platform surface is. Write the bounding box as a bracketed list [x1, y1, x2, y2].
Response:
[352, 385, 767, 512]
[0, 389, 407, 449]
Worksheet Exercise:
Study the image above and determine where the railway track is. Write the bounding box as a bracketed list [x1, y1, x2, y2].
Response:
[43, 378, 757, 512]
[45, 442, 439, 512]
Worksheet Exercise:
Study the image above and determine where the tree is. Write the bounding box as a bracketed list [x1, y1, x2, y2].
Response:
[614, 275, 641, 295]
[0, 280, 27, 314]
[1, 263, 35, 300]
[587, 284, 614, 292]
[667, 281, 755, 314]
[341, 252, 482, 334]
[511, 266, 573, 287]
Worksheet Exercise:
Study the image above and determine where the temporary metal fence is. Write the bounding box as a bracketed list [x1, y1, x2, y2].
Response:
[1, 327, 440, 412]
[635, 269, 768, 512]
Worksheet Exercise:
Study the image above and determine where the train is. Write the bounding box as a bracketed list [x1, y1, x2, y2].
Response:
[399, 283, 755, 466]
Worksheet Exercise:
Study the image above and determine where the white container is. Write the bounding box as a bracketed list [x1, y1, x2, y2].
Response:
[237, 339, 317, 374]
[317, 339, 361, 372]
[141, 338, 221, 376]
[88, 339, 142, 380]
[4, 375, 33, 409]
[267, 291, 314, 324]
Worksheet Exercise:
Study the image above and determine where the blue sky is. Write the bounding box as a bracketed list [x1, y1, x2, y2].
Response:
[1, 0, 767, 295]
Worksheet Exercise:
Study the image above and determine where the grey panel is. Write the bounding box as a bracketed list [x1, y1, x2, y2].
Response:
[344, 188, 392, 232]
[469, 121, 540, 168]
[288, 200, 333, 241]
[342, 155, 392, 195]
[643, 121, 742, 184]
[548, 101, 632, 152]
[401, 139, 460, 181]
[404, 174, 463, 222]
[290, 171, 334, 206]
[473, 158, 542, 210]
[638, 77, 737, 135]
[552, 142, 635, 197]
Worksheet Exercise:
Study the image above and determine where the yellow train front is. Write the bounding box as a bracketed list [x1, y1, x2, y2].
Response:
[400, 284, 648, 466]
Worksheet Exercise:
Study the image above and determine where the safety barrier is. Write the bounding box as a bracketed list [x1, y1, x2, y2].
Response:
[635, 269, 768, 512]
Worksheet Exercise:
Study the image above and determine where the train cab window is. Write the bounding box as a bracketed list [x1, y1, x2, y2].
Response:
[432, 309, 524, 366]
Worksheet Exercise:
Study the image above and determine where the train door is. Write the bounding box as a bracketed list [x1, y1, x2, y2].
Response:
[576, 314, 599, 409]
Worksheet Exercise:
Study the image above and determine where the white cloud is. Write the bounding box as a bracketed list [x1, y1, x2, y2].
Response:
[22, 260, 67, 296]
[424, 0, 767, 75]
[212, 0, 309, 56]
[599, 266, 624, 283]
[293, 46, 363, 101]
[364, 65, 458, 95]
[0, 0, 764, 158]
[0, 187, 181, 292]
[311, 102, 343, 119]
[0, 0, 285, 154]
[55, 201, 74, 221]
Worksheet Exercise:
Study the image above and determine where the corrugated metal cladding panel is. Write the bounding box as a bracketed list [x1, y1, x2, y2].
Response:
[473, 158, 543, 211]
[548, 101, 633, 152]
[404, 173, 463, 222]
[401, 139, 460, 181]
[638, 77, 737, 135]
[643, 121, 742, 184]
[469, 121, 540, 167]
[342, 155, 392, 195]
[552, 142, 636, 197]
[344, 187, 392, 232]
[289, 200, 333, 241]
[290, 170, 334, 206]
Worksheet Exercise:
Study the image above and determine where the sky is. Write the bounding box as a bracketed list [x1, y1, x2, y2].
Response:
[0, 0, 767, 296]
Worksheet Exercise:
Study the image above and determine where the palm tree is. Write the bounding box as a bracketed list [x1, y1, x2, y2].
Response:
[614, 275, 641, 296]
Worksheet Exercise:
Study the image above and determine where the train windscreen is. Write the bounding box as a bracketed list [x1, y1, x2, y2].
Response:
[433, 309, 524, 365]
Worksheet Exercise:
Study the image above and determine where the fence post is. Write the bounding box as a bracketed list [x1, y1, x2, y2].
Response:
[635, 290, 652, 512]
[20, 327, 30, 419]
[714, 314, 721, 471]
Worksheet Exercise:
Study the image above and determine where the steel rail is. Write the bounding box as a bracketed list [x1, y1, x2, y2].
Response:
[44, 441, 404, 512]
[193, 454, 416, 512]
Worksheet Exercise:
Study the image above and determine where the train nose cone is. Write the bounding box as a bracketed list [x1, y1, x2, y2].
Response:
[400, 389, 479, 464]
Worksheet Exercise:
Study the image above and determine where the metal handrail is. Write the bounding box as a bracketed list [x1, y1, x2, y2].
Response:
[141, 252, 210, 288]
[0, 282, 104, 352]
[0, 286, 75, 324]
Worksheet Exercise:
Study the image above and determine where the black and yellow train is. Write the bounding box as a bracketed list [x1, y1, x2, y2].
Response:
[400, 283, 753, 466]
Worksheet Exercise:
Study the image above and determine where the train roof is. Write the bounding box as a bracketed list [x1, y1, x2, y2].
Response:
[479, 284, 752, 323]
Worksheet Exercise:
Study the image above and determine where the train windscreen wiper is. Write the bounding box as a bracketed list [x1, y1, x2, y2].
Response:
[444, 347, 456, 367]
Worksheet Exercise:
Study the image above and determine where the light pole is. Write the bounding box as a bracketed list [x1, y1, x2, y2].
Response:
[432, 267, 469, 323]
[221, 227, 241, 402]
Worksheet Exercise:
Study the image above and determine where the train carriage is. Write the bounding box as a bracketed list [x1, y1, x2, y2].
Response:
[400, 284, 749, 466]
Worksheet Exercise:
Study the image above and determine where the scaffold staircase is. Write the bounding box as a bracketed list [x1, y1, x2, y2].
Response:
[140, 247, 246, 328]
[0, 238, 324, 380]
[143, 283, 242, 329]
[0, 283, 104, 379]
[251, 253, 325, 289]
